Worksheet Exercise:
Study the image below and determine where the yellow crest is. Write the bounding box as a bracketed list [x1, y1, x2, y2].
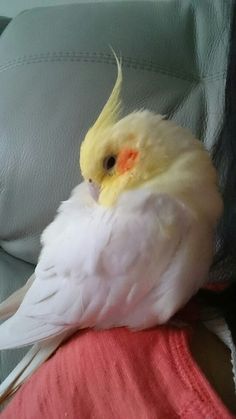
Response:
[80, 51, 123, 180]
[87, 51, 122, 135]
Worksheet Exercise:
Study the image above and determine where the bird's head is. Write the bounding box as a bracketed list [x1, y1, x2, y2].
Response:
[80, 58, 202, 207]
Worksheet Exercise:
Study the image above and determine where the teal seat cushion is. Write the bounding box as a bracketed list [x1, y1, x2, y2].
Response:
[0, 0, 233, 380]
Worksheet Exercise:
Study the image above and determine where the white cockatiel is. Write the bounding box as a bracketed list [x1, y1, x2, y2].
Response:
[0, 59, 223, 401]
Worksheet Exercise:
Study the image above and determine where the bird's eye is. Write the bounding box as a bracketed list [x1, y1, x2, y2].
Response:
[103, 155, 117, 171]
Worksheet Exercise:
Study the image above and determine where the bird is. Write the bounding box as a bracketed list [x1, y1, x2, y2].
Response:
[0, 56, 223, 402]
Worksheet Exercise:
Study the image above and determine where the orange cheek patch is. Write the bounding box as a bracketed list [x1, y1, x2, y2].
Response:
[117, 148, 140, 174]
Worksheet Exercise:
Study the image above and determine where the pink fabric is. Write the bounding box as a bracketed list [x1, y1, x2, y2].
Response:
[1, 324, 234, 419]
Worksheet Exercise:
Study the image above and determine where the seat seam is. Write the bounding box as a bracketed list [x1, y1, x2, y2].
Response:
[0, 52, 227, 82]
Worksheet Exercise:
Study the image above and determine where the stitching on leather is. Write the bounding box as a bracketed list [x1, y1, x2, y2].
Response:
[0, 52, 227, 82]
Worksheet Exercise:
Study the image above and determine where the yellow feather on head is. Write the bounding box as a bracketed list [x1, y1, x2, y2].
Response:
[80, 53, 122, 180]
[89, 53, 122, 133]
[80, 53, 219, 211]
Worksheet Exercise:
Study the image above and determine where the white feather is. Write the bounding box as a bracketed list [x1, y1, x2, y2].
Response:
[0, 109, 222, 400]
[0, 275, 35, 321]
[0, 333, 68, 401]
[0, 183, 210, 350]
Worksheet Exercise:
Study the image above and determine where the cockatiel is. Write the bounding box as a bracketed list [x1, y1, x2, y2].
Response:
[0, 58, 223, 402]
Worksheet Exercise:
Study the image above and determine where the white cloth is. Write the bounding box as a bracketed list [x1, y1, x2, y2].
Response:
[204, 317, 236, 393]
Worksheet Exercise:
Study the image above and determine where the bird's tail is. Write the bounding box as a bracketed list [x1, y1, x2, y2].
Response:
[0, 274, 35, 321]
[0, 333, 65, 404]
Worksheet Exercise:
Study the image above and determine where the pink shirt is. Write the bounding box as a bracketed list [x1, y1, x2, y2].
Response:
[1, 325, 234, 418]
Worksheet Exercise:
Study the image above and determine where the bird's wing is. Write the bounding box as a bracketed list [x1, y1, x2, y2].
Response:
[0, 274, 35, 321]
[93, 189, 194, 328]
[114, 190, 212, 328]
[0, 182, 100, 349]
[0, 188, 194, 349]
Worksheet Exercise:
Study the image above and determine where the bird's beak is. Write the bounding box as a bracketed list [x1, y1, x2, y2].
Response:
[88, 180, 100, 202]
